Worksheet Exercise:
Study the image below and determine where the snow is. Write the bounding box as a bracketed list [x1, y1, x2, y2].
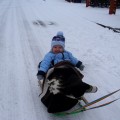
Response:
[0, 0, 120, 120]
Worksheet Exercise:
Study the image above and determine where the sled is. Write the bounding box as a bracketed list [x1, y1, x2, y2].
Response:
[38, 61, 94, 113]
[38, 61, 120, 115]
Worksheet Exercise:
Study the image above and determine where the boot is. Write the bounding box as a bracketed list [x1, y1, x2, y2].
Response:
[86, 86, 98, 93]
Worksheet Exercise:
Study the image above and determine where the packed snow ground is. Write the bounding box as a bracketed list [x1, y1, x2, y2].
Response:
[0, 0, 120, 120]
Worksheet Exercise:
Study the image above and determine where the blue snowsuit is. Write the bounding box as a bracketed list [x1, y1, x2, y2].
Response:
[38, 50, 82, 76]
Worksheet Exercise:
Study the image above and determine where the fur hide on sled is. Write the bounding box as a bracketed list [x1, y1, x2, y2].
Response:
[40, 61, 91, 113]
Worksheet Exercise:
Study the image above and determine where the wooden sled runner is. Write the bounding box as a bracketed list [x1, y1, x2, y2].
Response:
[81, 96, 89, 104]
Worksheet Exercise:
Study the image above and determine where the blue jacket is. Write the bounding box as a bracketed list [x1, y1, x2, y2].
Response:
[38, 50, 82, 74]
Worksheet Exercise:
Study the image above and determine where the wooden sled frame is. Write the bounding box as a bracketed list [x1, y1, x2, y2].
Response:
[81, 96, 89, 104]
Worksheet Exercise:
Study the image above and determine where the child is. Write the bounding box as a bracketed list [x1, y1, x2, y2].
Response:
[37, 31, 85, 85]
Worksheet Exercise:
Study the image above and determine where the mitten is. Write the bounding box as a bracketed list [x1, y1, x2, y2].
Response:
[37, 75, 44, 81]
[79, 64, 85, 71]
[37, 71, 45, 80]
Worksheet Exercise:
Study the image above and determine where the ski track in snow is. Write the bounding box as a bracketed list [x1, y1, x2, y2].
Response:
[0, 0, 120, 120]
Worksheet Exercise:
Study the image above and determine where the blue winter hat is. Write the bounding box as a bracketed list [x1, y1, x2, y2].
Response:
[51, 34, 65, 49]
[56, 31, 64, 36]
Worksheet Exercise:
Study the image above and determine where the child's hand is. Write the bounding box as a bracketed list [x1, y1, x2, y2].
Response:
[79, 64, 85, 71]
[37, 71, 45, 80]
[37, 75, 44, 80]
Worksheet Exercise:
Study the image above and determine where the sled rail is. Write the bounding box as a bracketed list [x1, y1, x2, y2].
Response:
[81, 96, 89, 104]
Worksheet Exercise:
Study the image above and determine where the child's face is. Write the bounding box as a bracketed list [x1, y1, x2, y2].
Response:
[52, 45, 64, 54]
